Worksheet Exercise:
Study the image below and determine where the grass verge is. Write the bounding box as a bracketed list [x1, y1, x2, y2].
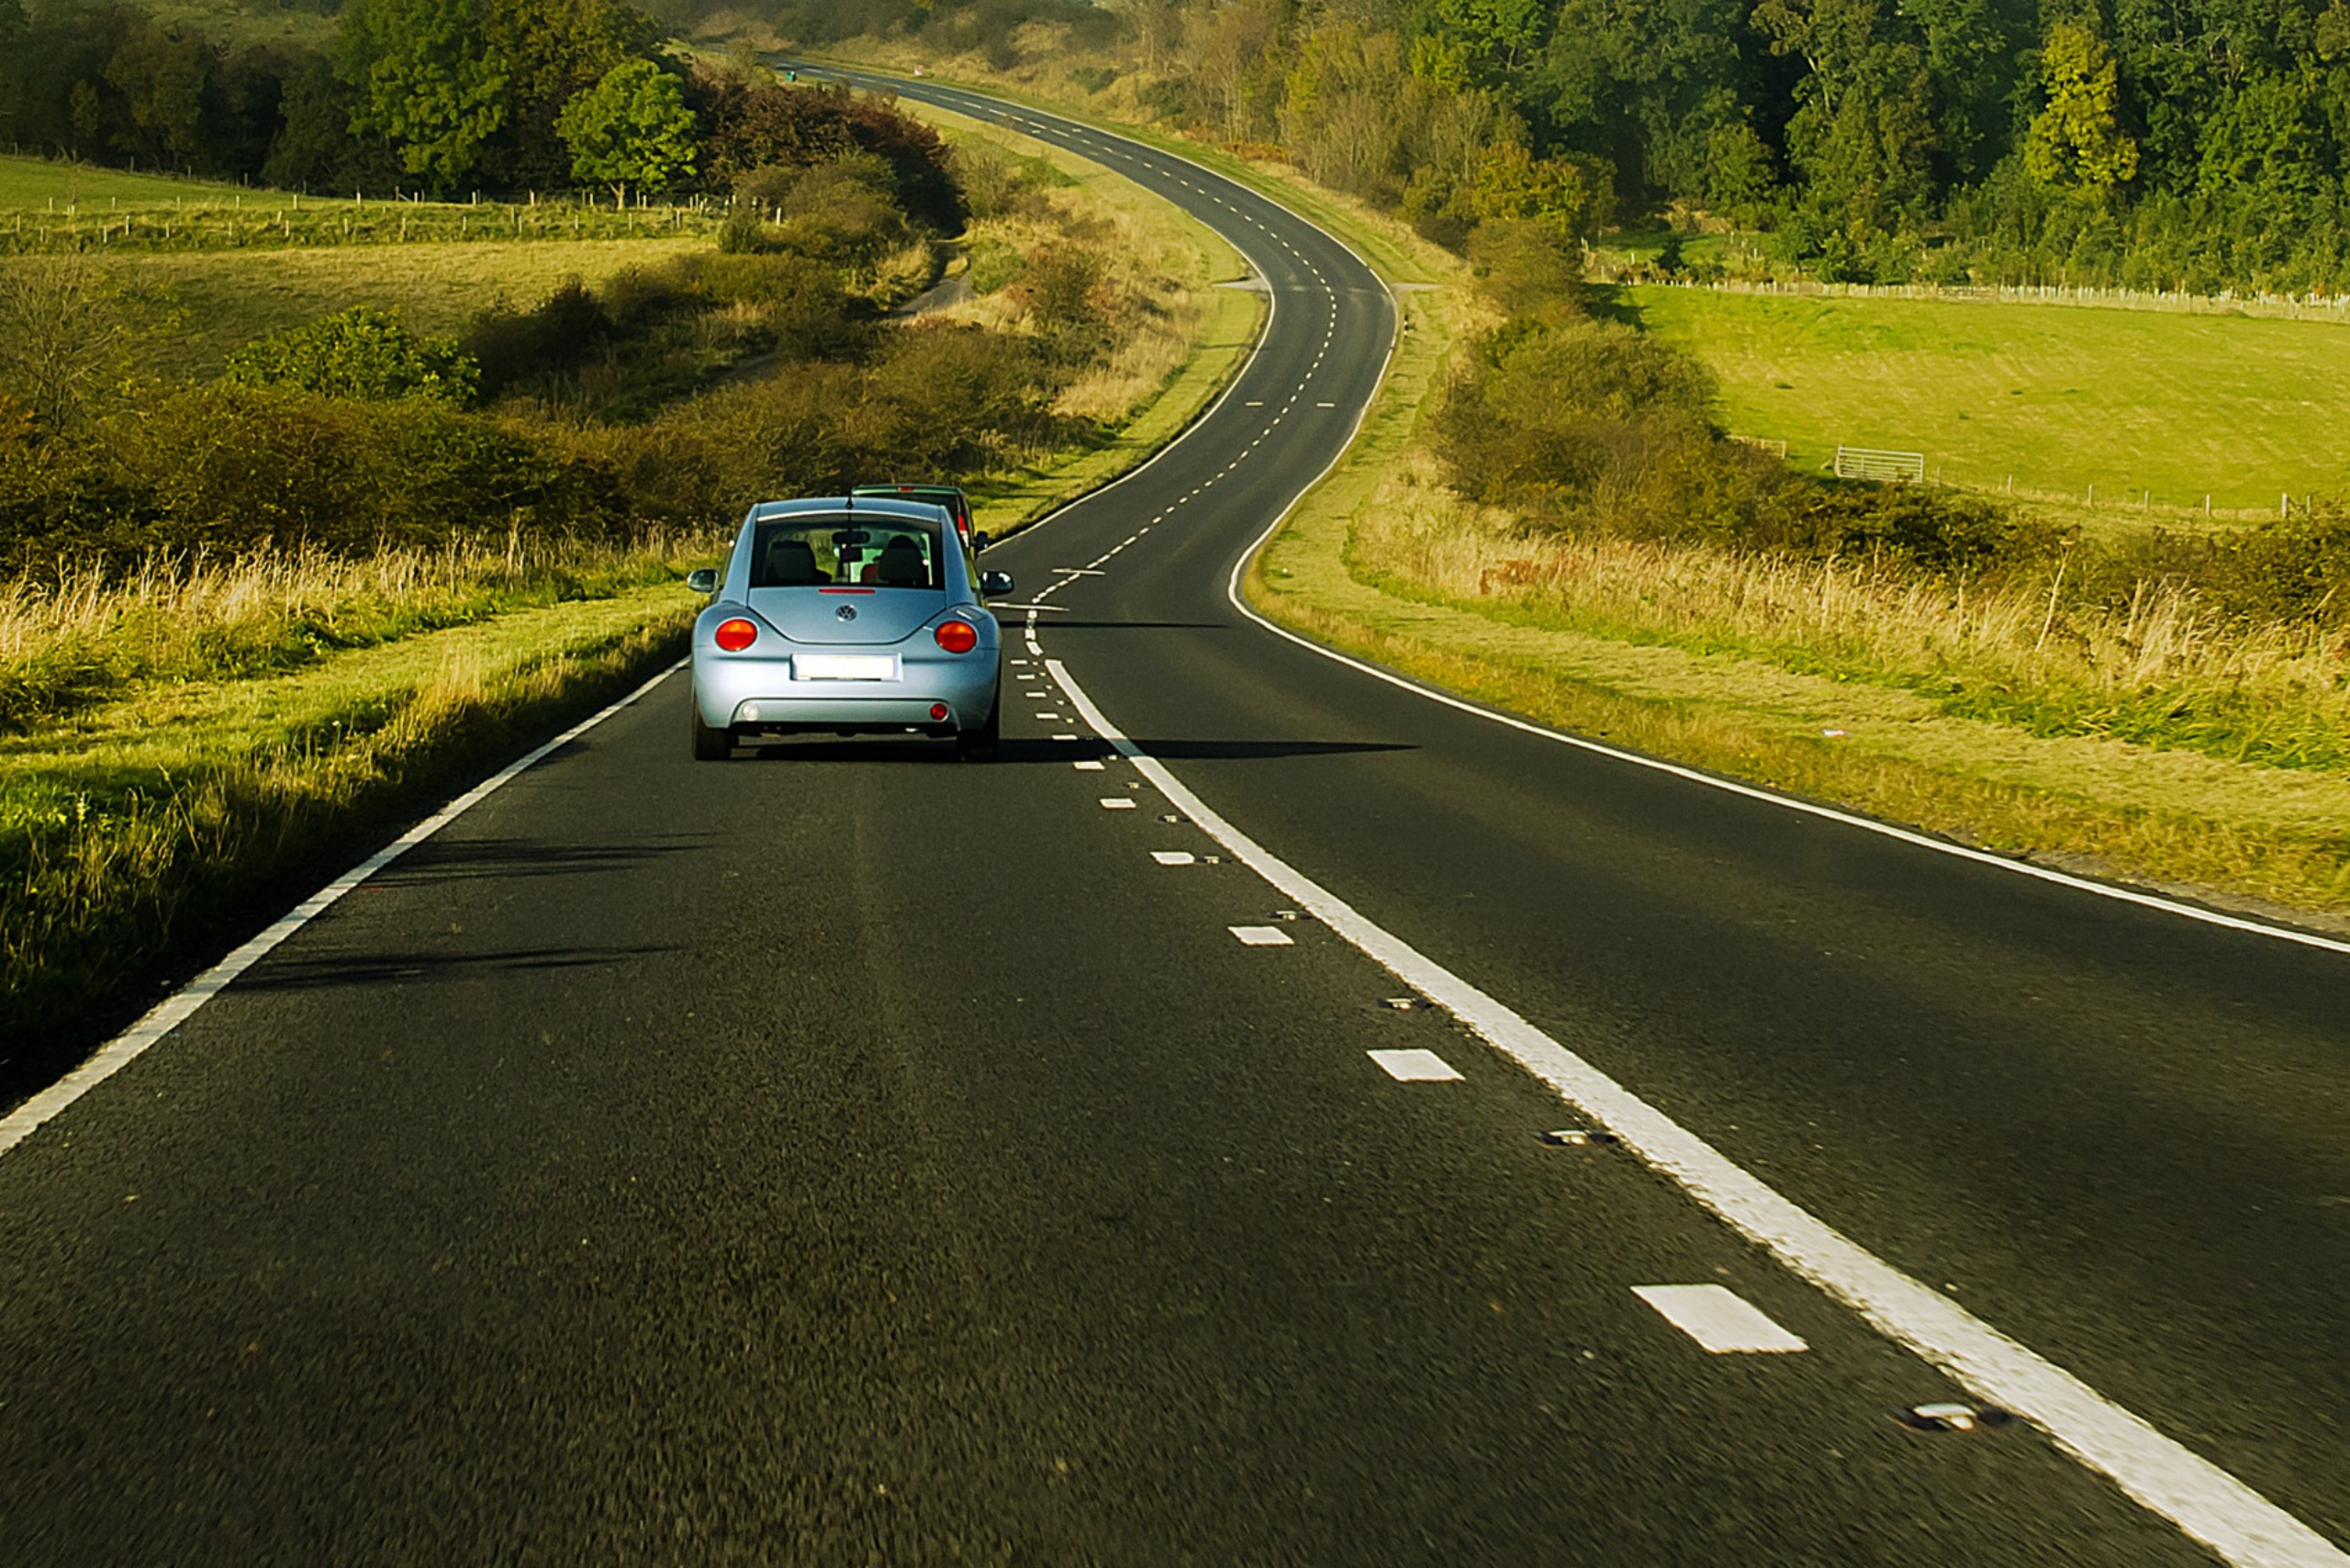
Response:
[1, 565, 699, 1101]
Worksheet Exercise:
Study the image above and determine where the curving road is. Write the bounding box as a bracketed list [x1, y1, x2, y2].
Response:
[1, 73, 2345, 1565]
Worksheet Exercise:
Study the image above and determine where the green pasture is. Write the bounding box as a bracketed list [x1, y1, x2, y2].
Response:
[100, 238, 701, 379]
[1623, 286, 2350, 515]
[0, 156, 297, 211]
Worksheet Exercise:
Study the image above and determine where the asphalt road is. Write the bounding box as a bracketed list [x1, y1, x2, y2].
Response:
[2, 75, 2345, 1566]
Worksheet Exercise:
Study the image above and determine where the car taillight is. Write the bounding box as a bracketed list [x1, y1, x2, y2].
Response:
[934, 620, 978, 654]
[714, 618, 757, 652]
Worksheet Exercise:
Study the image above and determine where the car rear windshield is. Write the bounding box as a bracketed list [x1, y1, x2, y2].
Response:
[748, 517, 946, 589]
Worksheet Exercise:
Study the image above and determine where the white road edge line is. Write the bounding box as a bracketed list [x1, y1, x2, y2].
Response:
[1045, 655, 2347, 1568]
[0, 657, 690, 1161]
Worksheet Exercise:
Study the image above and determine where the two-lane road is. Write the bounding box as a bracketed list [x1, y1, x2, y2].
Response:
[1, 74, 2344, 1565]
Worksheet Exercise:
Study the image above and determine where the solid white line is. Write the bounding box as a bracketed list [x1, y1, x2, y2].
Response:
[1229, 924, 1293, 946]
[1367, 1047, 1462, 1082]
[0, 657, 689, 1161]
[1633, 1284, 1809, 1353]
[1046, 655, 2347, 1568]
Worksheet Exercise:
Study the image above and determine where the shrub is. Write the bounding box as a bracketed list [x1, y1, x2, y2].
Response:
[222, 307, 480, 405]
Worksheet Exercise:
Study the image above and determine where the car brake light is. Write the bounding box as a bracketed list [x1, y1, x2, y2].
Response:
[934, 620, 979, 654]
[714, 618, 757, 652]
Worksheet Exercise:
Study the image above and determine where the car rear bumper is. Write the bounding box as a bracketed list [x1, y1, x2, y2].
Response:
[691, 655, 999, 733]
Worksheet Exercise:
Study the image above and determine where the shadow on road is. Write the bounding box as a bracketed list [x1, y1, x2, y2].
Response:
[375, 835, 719, 885]
[234, 943, 680, 993]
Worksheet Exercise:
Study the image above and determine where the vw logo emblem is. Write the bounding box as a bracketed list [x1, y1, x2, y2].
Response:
[835, 604, 857, 622]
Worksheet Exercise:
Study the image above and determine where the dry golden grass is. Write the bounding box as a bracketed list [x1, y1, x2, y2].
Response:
[0, 532, 704, 731]
[1358, 455, 2350, 746]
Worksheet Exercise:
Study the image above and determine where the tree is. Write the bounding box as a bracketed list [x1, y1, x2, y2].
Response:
[2024, 24, 2138, 195]
[337, 0, 509, 189]
[556, 59, 698, 205]
[105, 19, 214, 170]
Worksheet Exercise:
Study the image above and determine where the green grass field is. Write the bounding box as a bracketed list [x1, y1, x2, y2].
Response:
[1624, 286, 2350, 515]
[0, 157, 308, 211]
[104, 238, 702, 379]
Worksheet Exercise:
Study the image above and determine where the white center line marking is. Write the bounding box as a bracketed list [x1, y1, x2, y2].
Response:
[1099, 797, 1137, 811]
[1042, 657, 2348, 1568]
[1151, 851, 1197, 865]
[1034, 711, 1061, 720]
[1052, 733, 1079, 741]
[1073, 759, 1106, 771]
[1367, 1047, 1463, 1082]
[1229, 924, 1293, 946]
[1633, 1285, 1809, 1353]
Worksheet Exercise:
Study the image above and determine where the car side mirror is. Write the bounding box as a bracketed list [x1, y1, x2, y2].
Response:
[979, 570, 1014, 598]
[687, 568, 717, 594]
[970, 530, 991, 554]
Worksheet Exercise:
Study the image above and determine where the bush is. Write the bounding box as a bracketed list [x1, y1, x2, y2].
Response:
[463, 279, 616, 401]
[222, 307, 479, 405]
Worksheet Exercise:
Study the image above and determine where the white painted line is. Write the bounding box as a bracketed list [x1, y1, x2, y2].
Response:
[1367, 1047, 1463, 1082]
[1044, 657, 2349, 1568]
[1152, 851, 1197, 865]
[1073, 759, 1107, 771]
[1053, 733, 1079, 741]
[1229, 924, 1293, 946]
[1034, 711, 1061, 720]
[1054, 566, 1107, 577]
[1633, 1284, 1809, 1353]
[1099, 797, 1137, 810]
[0, 658, 689, 1162]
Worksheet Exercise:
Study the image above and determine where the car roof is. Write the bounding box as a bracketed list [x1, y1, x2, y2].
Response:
[850, 483, 967, 498]
[746, 496, 950, 526]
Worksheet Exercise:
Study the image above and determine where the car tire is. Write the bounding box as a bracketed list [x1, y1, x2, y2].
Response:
[690, 702, 732, 761]
[956, 680, 1002, 761]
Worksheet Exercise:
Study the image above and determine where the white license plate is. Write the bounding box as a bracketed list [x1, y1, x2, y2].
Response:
[793, 655, 898, 681]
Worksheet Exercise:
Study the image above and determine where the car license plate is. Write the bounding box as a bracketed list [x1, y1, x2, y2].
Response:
[794, 655, 897, 681]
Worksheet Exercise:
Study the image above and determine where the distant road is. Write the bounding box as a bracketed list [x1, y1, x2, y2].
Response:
[0, 70, 2343, 1566]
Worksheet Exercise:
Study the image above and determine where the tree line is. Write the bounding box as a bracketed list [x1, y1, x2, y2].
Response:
[0, 0, 964, 211]
[793, 0, 2350, 292]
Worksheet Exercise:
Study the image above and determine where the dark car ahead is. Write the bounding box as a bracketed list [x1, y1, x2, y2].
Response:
[851, 483, 975, 544]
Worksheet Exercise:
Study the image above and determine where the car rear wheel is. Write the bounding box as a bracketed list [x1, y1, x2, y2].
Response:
[690, 703, 732, 761]
[956, 681, 1001, 761]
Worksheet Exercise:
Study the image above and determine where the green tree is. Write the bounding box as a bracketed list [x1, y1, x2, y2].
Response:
[1468, 141, 1600, 236]
[2024, 24, 2139, 195]
[337, 0, 508, 189]
[224, 307, 479, 403]
[104, 20, 214, 170]
[556, 59, 698, 205]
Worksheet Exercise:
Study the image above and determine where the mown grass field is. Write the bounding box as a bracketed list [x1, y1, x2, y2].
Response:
[0, 157, 292, 210]
[1623, 286, 2350, 516]
[104, 239, 704, 380]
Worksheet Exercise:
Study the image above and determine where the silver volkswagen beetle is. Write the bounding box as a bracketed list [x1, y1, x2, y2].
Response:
[686, 496, 1013, 760]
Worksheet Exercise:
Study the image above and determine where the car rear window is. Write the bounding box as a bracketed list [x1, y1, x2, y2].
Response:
[748, 517, 944, 589]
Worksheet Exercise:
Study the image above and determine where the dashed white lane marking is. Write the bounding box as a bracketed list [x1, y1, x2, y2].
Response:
[1152, 851, 1197, 865]
[1099, 797, 1136, 810]
[1034, 711, 1061, 720]
[1052, 733, 1079, 741]
[1043, 658, 2348, 1568]
[1315, 401, 1337, 408]
[1073, 759, 1106, 771]
[1054, 566, 1107, 577]
[1367, 1047, 1463, 1082]
[0, 656, 689, 1161]
[1229, 924, 1293, 946]
[1634, 1285, 1809, 1353]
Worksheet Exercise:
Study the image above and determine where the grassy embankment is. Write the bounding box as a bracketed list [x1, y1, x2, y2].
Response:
[0, 112, 1257, 1080]
[1622, 286, 2350, 524]
[806, 46, 2350, 920]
